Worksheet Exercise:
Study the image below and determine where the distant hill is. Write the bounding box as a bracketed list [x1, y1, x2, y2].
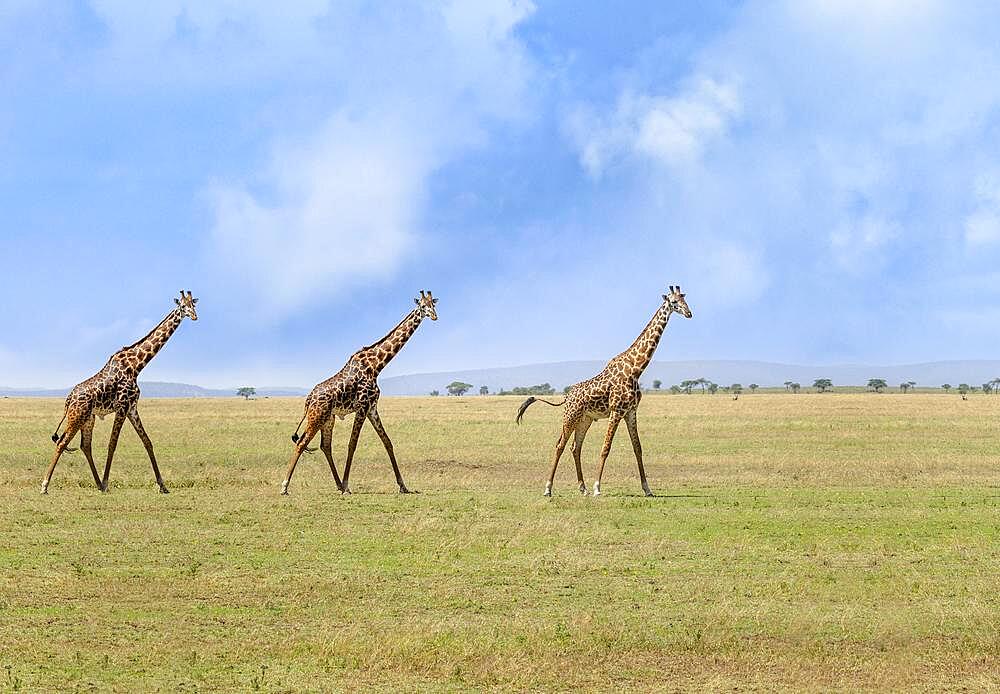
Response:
[5, 360, 1000, 398]
[378, 360, 1000, 396]
[0, 382, 308, 398]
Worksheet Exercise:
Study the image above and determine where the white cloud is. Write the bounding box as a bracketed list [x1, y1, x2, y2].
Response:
[192, 1, 536, 314]
[965, 173, 1000, 246]
[694, 242, 769, 308]
[207, 113, 426, 311]
[830, 215, 900, 270]
[568, 77, 740, 177]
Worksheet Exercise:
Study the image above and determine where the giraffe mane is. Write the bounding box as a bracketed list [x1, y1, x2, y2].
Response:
[114, 309, 181, 354]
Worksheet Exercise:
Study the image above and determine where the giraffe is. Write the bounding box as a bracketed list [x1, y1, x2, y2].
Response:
[281, 290, 438, 495]
[43, 291, 199, 495]
[516, 286, 692, 497]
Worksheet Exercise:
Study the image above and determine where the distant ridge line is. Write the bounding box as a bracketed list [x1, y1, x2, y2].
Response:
[5, 360, 1000, 397]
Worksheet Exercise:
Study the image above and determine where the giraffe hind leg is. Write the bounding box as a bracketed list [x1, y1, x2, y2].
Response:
[282, 421, 319, 495]
[544, 421, 574, 497]
[42, 416, 84, 494]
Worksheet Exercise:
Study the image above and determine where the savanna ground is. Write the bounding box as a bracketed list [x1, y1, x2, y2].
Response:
[0, 394, 998, 692]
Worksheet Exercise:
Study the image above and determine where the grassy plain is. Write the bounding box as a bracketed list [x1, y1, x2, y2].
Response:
[0, 393, 998, 692]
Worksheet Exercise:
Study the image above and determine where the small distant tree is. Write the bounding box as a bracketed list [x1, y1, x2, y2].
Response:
[791, 382, 801, 393]
[958, 383, 970, 395]
[563, 385, 572, 394]
[479, 385, 489, 396]
[680, 380, 695, 394]
[941, 383, 952, 392]
[511, 383, 556, 396]
[430, 389, 440, 396]
[652, 379, 662, 390]
[447, 381, 473, 396]
[784, 380, 793, 392]
[867, 378, 887, 393]
[669, 384, 681, 394]
[707, 382, 719, 395]
[983, 381, 995, 395]
[236, 387, 256, 400]
[813, 378, 832, 393]
[749, 383, 759, 393]
[731, 383, 742, 394]
[899, 382, 911, 393]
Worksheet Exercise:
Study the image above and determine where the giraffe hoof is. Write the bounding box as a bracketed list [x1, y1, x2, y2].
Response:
[543, 489, 551, 497]
[643, 488, 653, 497]
[398, 486, 412, 494]
[341, 487, 352, 495]
[159, 486, 170, 494]
[40, 486, 48, 495]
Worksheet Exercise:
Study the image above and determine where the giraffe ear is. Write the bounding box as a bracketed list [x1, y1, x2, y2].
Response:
[432, 298, 438, 304]
[192, 298, 198, 304]
[662, 294, 669, 301]
[175, 298, 181, 306]
[414, 298, 420, 306]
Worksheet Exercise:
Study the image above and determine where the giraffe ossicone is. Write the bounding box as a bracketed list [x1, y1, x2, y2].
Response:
[521, 285, 692, 498]
[281, 291, 439, 496]
[42, 290, 199, 495]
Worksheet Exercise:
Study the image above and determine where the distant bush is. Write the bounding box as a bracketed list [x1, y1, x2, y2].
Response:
[504, 383, 556, 396]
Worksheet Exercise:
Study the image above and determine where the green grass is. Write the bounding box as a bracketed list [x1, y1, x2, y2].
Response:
[0, 394, 998, 691]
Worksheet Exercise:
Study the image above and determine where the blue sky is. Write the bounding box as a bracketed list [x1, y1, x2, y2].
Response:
[4, 1, 1000, 388]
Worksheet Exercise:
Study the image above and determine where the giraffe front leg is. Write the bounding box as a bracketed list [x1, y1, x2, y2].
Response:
[79, 417, 102, 490]
[625, 410, 652, 497]
[544, 422, 573, 497]
[339, 411, 366, 495]
[101, 412, 127, 492]
[593, 411, 623, 497]
[368, 407, 411, 493]
[320, 421, 344, 492]
[128, 407, 168, 493]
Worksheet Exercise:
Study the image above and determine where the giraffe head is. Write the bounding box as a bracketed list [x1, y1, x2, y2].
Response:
[174, 290, 199, 321]
[663, 285, 692, 318]
[414, 290, 438, 321]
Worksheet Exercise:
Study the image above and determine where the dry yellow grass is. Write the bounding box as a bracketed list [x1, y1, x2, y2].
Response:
[0, 394, 998, 691]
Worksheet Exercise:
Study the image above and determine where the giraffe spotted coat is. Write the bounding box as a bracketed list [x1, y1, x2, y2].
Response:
[517, 286, 693, 497]
[281, 291, 439, 495]
[43, 291, 199, 494]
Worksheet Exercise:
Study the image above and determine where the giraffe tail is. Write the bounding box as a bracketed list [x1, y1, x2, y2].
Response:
[51, 414, 66, 443]
[290, 415, 317, 452]
[290, 414, 307, 443]
[516, 396, 565, 424]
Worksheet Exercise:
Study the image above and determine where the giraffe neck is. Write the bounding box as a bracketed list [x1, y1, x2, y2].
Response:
[614, 303, 671, 379]
[360, 309, 423, 374]
[115, 308, 184, 375]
